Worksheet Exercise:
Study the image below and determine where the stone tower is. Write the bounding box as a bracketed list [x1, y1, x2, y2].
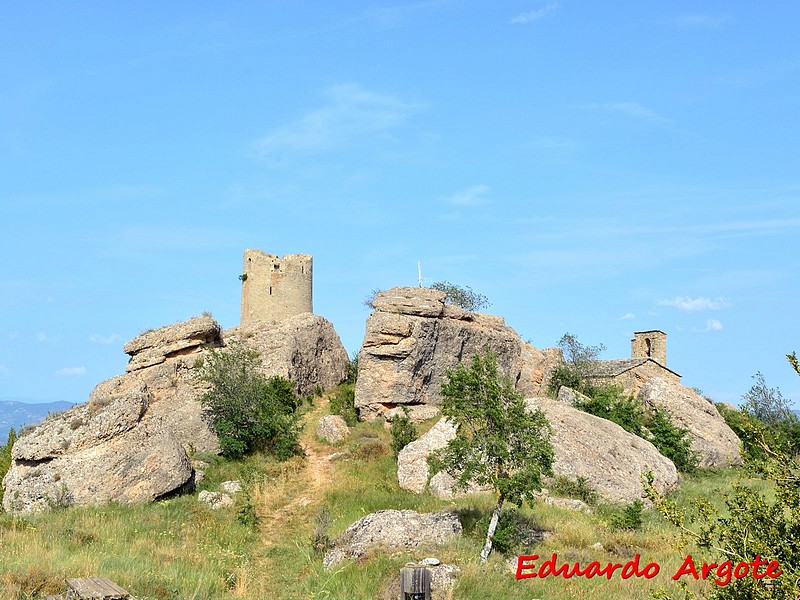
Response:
[631, 330, 667, 366]
[240, 250, 313, 325]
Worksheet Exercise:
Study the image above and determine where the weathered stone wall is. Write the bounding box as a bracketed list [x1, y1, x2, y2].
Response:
[240, 250, 313, 325]
[590, 360, 681, 397]
[631, 330, 667, 366]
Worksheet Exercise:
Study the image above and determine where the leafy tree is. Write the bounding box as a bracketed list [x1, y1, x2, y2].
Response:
[429, 350, 553, 563]
[557, 332, 606, 367]
[197, 344, 302, 460]
[547, 332, 606, 395]
[429, 281, 490, 312]
[742, 371, 793, 425]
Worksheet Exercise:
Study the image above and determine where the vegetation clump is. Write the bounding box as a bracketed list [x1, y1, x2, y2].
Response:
[0, 428, 16, 505]
[430, 281, 491, 312]
[389, 408, 418, 457]
[430, 349, 553, 562]
[197, 343, 302, 460]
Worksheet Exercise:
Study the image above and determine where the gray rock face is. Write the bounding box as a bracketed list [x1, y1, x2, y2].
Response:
[124, 315, 222, 373]
[3, 397, 191, 514]
[198, 490, 234, 510]
[355, 287, 561, 420]
[397, 418, 457, 494]
[398, 402, 678, 505]
[384, 404, 441, 425]
[526, 397, 679, 504]
[3, 313, 350, 513]
[638, 376, 742, 467]
[224, 313, 349, 397]
[323, 510, 462, 568]
[316, 415, 350, 445]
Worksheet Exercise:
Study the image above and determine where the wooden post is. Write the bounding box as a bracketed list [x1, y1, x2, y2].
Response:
[399, 567, 431, 600]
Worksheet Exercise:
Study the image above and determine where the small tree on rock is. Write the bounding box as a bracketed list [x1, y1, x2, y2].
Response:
[429, 350, 553, 563]
[430, 281, 490, 312]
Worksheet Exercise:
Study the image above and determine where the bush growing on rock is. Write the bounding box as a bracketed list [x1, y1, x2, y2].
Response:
[429, 281, 490, 312]
[197, 344, 302, 460]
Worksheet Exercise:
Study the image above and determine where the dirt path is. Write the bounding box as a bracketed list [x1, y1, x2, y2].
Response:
[258, 398, 338, 545]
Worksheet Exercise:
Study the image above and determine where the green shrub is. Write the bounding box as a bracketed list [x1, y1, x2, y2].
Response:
[0, 428, 16, 505]
[329, 383, 359, 426]
[474, 508, 540, 555]
[575, 386, 698, 473]
[389, 409, 418, 457]
[311, 506, 333, 558]
[608, 499, 644, 531]
[197, 344, 302, 460]
[647, 408, 699, 473]
[546, 364, 587, 396]
[574, 385, 647, 436]
[550, 475, 598, 505]
[429, 281, 490, 311]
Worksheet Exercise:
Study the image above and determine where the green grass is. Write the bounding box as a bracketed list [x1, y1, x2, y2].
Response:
[0, 391, 753, 600]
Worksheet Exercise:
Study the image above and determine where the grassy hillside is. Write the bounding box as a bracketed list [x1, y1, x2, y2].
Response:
[0, 391, 758, 600]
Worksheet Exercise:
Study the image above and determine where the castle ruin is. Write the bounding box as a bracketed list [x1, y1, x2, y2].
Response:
[240, 250, 313, 325]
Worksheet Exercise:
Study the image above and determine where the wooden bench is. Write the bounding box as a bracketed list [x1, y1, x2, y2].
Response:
[64, 578, 129, 600]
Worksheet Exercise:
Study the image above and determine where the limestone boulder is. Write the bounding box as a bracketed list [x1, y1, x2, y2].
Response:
[323, 510, 462, 568]
[384, 404, 441, 425]
[397, 418, 457, 494]
[3, 404, 191, 514]
[398, 401, 679, 505]
[526, 397, 679, 504]
[638, 377, 742, 467]
[316, 415, 350, 445]
[224, 313, 349, 396]
[124, 315, 222, 373]
[355, 287, 561, 420]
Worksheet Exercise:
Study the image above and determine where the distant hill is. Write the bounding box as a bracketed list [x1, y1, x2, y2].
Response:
[0, 400, 74, 442]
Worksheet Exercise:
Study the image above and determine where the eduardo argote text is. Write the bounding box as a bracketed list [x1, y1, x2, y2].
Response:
[516, 553, 782, 586]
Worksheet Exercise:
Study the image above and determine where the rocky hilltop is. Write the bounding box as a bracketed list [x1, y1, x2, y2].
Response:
[355, 287, 561, 420]
[2, 314, 349, 514]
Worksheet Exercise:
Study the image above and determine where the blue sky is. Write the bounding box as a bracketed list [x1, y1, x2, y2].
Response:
[1, 1, 799, 409]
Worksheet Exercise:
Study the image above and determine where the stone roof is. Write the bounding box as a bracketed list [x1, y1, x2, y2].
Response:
[584, 358, 681, 378]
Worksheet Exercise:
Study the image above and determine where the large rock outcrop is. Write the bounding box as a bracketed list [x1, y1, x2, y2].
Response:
[527, 397, 679, 504]
[323, 510, 462, 568]
[3, 313, 350, 514]
[225, 313, 349, 396]
[638, 377, 742, 467]
[355, 287, 561, 420]
[2, 388, 192, 514]
[398, 400, 679, 504]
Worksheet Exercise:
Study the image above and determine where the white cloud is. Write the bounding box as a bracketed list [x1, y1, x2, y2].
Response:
[620, 313, 636, 321]
[671, 14, 729, 30]
[255, 84, 418, 162]
[55, 366, 86, 377]
[531, 136, 582, 149]
[444, 184, 491, 207]
[510, 3, 559, 24]
[658, 296, 731, 312]
[89, 333, 122, 344]
[603, 101, 669, 122]
[693, 319, 723, 333]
